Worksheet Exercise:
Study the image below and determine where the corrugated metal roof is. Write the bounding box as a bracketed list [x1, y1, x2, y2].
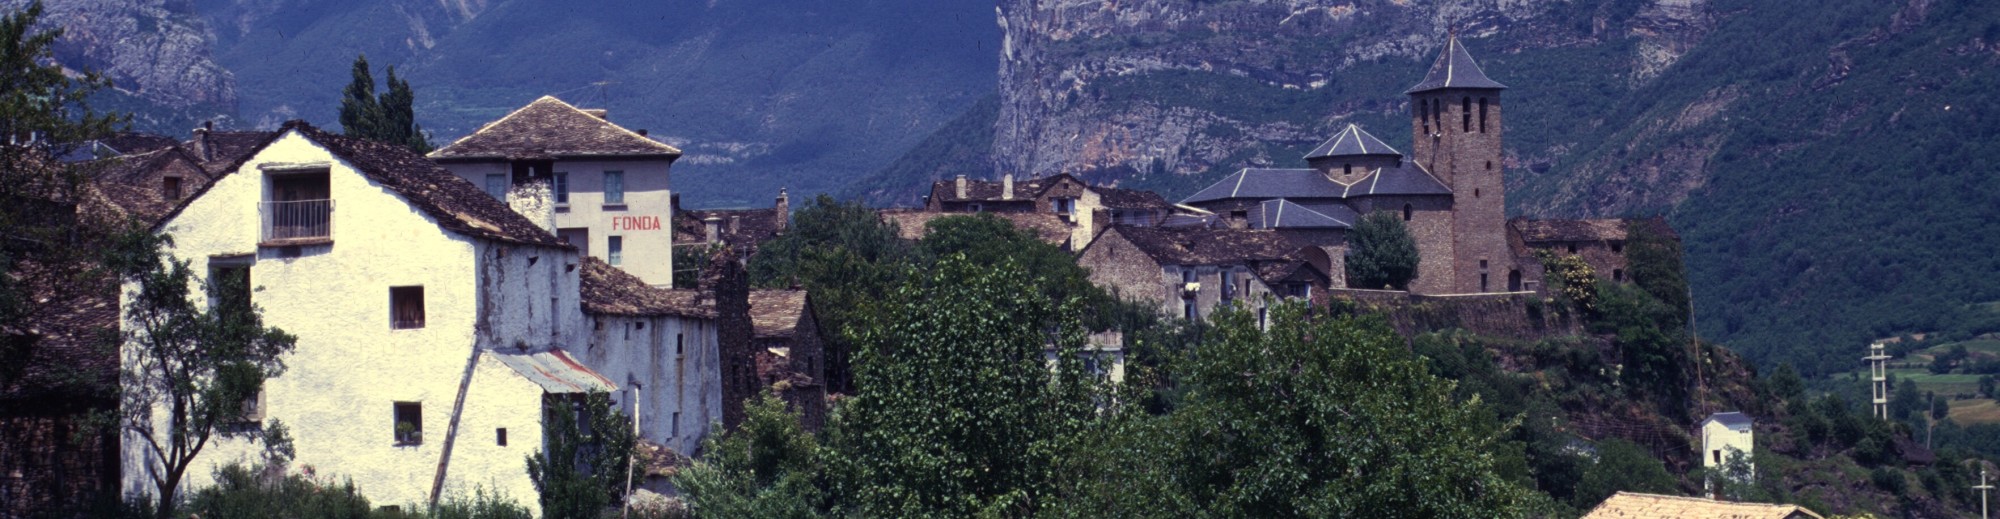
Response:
[493, 349, 616, 394]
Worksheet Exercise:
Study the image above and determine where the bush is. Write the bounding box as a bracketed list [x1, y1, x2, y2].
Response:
[1869, 467, 1907, 496]
[1346, 211, 1421, 290]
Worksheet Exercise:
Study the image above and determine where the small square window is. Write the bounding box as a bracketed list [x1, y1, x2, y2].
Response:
[496, 428, 508, 446]
[394, 402, 423, 444]
[391, 286, 425, 329]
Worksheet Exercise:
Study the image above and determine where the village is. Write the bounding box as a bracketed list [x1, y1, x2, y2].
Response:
[2, 3, 1997, 517]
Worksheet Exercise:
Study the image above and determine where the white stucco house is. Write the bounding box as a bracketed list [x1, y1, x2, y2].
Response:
[1701, 411, 1755, 478]
[430, 96, 683, 287]
[120, 121, 723, 512]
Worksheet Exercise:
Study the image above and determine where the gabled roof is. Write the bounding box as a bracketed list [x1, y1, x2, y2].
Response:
[1305, 124, 1401, 160]
[1096, 187, 1172, 209]
[1703, 412, 1754, 430]
[96, 132, 180, 156]
[189, 130, 280, 171]
[578, 256, 714, 318]
[749, 290, 810, 340]
[1249, 199, 1352, 229]
[429, 96, 683, 161]
[1405, 36, 1508, 94]
[90, 146, 205, 186]
[1582, 492, 1820, 519]
[1103, 226, 1302, 266]
[492, 349, 616, 393]
[153, 121, 568, 248]
[930, 173, 1079, 203]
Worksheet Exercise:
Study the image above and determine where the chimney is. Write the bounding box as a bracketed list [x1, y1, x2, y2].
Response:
[774, 188, 790, 231]
[192, 121, 215, 162]
[955, 174, 967, 199]
[704, 216, 722, 244]
[582, 109, 609, 119]
[1002, 173, 1014, 200]
[637, 129, 648, 137]
[671, 192, 682, 213]
[505, 179, 558, 234]
[729, 215, 741, 234]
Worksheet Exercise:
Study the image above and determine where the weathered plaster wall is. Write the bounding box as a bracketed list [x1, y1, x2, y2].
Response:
[1700, 421, 1753, 470]
[574, 314, 721, 457]
[442, 159, 676, 286]
[123, 131, 560, 511]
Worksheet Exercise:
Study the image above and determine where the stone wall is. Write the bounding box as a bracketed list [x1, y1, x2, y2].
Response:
[1329, 289, 1582, 341]
[708, 251, 757, 431]
[0, 413, 117, 517]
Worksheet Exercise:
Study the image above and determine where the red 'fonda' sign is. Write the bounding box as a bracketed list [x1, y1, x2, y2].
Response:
[610, 216, 662, 231]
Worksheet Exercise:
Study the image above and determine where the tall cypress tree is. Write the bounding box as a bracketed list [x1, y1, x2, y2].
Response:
[337, 55, 432, 154]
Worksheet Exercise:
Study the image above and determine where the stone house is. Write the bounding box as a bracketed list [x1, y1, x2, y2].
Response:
[1509, 217, 1679, 289]
[87, 145, 213, 223]
[125, 121, 621, 510]
[748, 290, 827, 431]
[922, 172, 1176, 251]
[431, 96, 684, 286]
[574, 257, 726, 457]
[672, 189, 790, 259]
[1076, 226, 1329, 324]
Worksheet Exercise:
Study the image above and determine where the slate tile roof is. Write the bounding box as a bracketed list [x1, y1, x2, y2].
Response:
[1703, 411, 1753, 430]
[429, 96, 682, 161]
[89, 147, 199, 186]
[578, 256, 714, 318]
[930, 174, 1071, 203]
[1406, 35, 1508, 94]
[1095, 187, 1172, 209]
[1107, 226, 1303, 266]
[95, 132, 180, 156]
[190, 130, 280, 171]
[748, 290, 809, 340]
[1181, 161, 1450, 205]
[1248, 199, 1352, 229]
[880, 210, 1072, 246]
[1581, 492, 1822, 519]
[1305, 124, 1401, 159]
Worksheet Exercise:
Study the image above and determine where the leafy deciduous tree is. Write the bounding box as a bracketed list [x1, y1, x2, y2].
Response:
[525, 391, 638, 519]
[1346, 211, 1420, 290]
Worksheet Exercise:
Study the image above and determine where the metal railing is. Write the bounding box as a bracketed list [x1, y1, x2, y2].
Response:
[261, 199, 332, 242]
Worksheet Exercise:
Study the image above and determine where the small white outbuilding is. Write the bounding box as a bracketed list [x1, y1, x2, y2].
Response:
[1700, 411, 1755, 475]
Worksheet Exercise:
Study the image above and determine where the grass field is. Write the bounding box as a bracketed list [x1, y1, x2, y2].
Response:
[1947, 398, 2000, 424]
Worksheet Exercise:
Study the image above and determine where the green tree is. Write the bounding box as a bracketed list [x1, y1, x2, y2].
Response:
[674, 392, 825, 518]
[833, 254, 1097, 517]
[337, 54, 432, 154]
[917, 213, 1120, 327]
[1572, 439, 1677, 510]
[114, 232, 298, 518]
[1345, 211, 1420, 290]
[1979, 375, 1995, 399]
[525, 391, 639, 519]
[1592, 281, 1687, 410]
[746, 195, 916, 394]
[1623, 218, 1689, 326]
[1768, 363, 1805, 403]
[1055, 303, 1544, 517]
[1537, 250, 1599, 313]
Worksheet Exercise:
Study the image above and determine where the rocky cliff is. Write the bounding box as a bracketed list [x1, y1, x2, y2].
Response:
[992, 0, 1719, 211]
[4, 0, 235, 114]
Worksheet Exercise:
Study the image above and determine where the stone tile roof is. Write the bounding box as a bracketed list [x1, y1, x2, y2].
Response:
[749, 290, 808, 340]
[1581, 492, 1822, 519]
[292, 122, 568, 247]
[674, 207, 787, 248]
[428, 96, 682, 161]
[190, 130, 280, 171]
[1406, 35, 1508, 94]
[1253, 259, 1325, 286]
[1249, 199, 1352, 229]
[1095, 187, 1172, 209]
[92, 181, 174, 224]
[1305, 124, 1401, 159]
[89, 147, 196, 186]
[1511, 218, 1630, 243]
[578, 256, 714, 318]
[880, 210, 1072, 246]
[96, 132, 180, 156]
[0, 261, 119, 406]
[1107, 226, 1303, 266]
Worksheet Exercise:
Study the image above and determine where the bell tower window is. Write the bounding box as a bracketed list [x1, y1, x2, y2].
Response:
[1479, 97, 1489, 133]
[1462, 97, 1472, 132]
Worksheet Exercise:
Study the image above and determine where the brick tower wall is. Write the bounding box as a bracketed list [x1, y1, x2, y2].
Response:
[1412, 90, 1510, 293]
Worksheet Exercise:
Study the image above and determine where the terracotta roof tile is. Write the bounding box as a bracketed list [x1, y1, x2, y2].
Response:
[429, 96, 682, 161]
[1581, 492, 1822, 519]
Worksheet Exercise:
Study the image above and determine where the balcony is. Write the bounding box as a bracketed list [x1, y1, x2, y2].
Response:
[261, 199, 333, 245]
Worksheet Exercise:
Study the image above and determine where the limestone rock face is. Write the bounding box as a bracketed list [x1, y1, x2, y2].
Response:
[992, 0, 1719, 200]
[9, 0, 236, 109]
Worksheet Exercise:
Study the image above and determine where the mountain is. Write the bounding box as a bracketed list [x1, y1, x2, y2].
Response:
[860, 0, 2000, 377]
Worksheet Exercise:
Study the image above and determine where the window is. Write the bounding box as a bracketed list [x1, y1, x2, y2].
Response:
[1475, 188, 1481, 198]
[263, 170, 331, 243]
[1508, 270, 1522, 291]
[675, 333, 684, 358]
[485, 174, 506, 200]
[236, 390, 265, 423]
[1343, 163, 1351, 175]
[603, 171, 625, 204]
[394, 402, 422, 444]
[969, 203, 983, 212]
[1258, 307, 1268, 329]
[391, 286, 425, 329]
[1713, 450, 1721, 465]
[1479, 97, 1488, 133]
[554, 172, 569, 204]
[1567, 243, 1578, 254]
[1420, 101, 1430, 134]
[1052, 197, 1075, 215]
[496, 428, 508, 446]
[1462, 97, 1472, 132]
[1181, 268, 1196, 284]
[1479, 259, 1488, 270]
[671, 412, 681, 438]
[208, 263, 251, 320]
[608, 236, 623, 266]
[1403, 204, 1413, 221]
[1480, 273, 1489, 292]
[1611, 242, 1623, 253]
[163, 176, 182, 201]
[1183, 299, 1196, 320]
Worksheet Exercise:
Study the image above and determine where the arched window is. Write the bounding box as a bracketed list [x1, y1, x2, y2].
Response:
[1462, 97, 1472, 132]
[1479, 97, 1489, 133]
[1403, 203, 1413, 221]
[1508, 269, 1522, 291]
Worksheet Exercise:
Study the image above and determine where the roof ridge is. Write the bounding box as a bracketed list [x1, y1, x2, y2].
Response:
[428, 96, 560, 158]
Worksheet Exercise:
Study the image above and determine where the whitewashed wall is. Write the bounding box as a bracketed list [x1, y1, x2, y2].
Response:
[441, 159, 675, 286]
[570, 313, 723, 456]
[121, 130, 566, 512]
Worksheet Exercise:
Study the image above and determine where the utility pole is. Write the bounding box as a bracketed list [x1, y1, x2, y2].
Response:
[1866, 342, 1891, 420]
[1975, 469, 1993, 519]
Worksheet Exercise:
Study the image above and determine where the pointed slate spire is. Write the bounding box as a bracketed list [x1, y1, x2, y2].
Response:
[1305, 124, 1401, 160]
[1405, 35, 1507, 94]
